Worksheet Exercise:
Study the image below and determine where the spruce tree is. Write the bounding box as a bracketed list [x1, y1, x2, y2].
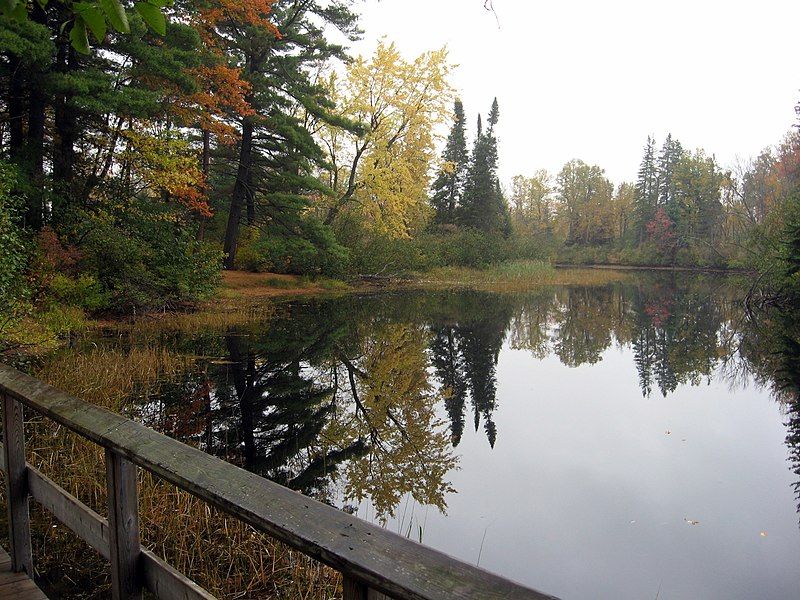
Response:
[657, 134, 684, 213]
[460, 98, 508, 232]
[430, 99, 468, 225]
[634, 136, 658, 242]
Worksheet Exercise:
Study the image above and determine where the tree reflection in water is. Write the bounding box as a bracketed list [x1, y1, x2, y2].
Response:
[127, 274, 800, 524]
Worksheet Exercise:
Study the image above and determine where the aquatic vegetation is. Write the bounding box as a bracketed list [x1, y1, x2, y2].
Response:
[419, 260, 630, 291]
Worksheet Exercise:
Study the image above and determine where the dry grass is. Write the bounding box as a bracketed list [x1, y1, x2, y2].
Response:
[418, 260, 631, 291]
[4, 345, 343, 599]
[221, 271, 350, 299]
[109, 300, 275, 338]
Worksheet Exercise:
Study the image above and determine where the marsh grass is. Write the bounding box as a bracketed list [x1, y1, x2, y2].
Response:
[220, 270, 351, 299]
[419, 260, 630, 291]
[2, 344, 343, 599]
[109, 301, 274, 339]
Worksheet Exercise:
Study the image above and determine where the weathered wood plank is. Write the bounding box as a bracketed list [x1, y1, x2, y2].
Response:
[0, 362, 558, 600]
[1, 392, 32, 576]
[11, 461, 216, 600]
[106, 450, 142, 600]
[27, 466, 111, 560]
[0, 546, 48, 599]
[141, 549, 217, 600]
[0, 570, 30, 585]
[0, 579, 48, 599]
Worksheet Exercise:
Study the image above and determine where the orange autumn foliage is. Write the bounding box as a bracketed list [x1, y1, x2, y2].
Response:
[196, 0, 281, 46]
[190, 65, 255, 143]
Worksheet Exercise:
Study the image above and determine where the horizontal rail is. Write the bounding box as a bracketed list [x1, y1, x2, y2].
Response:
[0, 446, 215, 600]
[0, 363, 556, 600]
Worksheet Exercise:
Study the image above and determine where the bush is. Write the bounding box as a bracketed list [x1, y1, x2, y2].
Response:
[343, 228, 533, 275]
[36, 305, 89, 338]
[431, 229, 506, 268]
[78, 203, 222, 312]
[0, 161, 29, 310]
[346, 235, 435, 275]
[235, 219, 350, 277]
[48, 273, 110, 311]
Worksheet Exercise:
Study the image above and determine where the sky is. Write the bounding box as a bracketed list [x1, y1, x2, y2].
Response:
[349, 0, 800, 186]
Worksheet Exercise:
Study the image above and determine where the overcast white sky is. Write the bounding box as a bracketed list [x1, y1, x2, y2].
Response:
[350, 0, 800, 186]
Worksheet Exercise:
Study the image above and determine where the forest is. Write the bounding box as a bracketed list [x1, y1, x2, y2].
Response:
[0, 0, 799, 345]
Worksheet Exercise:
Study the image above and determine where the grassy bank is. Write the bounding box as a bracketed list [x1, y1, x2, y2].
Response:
[414, 260, 631, 291]
[220, 270, 351, 299]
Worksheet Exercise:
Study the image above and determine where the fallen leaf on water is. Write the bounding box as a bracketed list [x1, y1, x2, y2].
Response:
[760, 531, 768, 537]
[684, 518, 700, 526]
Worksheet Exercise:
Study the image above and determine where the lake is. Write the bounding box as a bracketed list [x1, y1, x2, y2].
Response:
[82, 272, 800, 599]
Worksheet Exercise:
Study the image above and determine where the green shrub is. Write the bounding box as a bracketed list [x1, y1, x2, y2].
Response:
[36, 305, 89, 338]
[0, 161, 29, 311]
[235, 219, 350, 277]
[233, 226, 265, 272]
[78, 202, 223, 312]
[47, 273, 110, 311]
[346, 235, 434, 275]
[342, 228, 529, 275]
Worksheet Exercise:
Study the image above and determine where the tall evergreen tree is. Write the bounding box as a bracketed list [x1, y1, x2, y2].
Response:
[634, 135, 658, 242]
[460, 97, 508, 232]
[219, 0, 361, 269]
[657, 134, 684, 212]
[430, 98, 468, 225]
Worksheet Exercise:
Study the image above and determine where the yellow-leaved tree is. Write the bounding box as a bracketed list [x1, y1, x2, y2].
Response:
[318, 41, 454, 237]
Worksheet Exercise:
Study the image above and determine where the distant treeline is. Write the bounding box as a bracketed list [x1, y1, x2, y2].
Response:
[429, 98, 800, 273]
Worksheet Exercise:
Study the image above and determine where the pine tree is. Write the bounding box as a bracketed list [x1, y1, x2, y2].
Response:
[459, 98, 508, 232]
[657, 134, 684, 214]
[634, 136, 658, 242]
[430, 99, 468, 225]
[220, 0, 361, 268]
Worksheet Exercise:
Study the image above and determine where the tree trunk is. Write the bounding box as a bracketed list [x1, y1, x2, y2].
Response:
[26, 76, 46, 229]
[246, 167, 255, 225]
[53, 40, 78, 224]
[196, 128, 211, 241]
[223, 117, 254, 269]
[21, 3, 49, 229]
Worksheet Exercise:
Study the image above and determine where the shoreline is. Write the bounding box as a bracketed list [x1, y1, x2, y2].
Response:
[553, 263, 754, 274]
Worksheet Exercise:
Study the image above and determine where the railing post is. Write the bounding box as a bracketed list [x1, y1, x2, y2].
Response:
[342, 575, 366, 600]
[106, 449, 142, 600]
[342, 576, 391, 600]
[2, 391, 33, 575]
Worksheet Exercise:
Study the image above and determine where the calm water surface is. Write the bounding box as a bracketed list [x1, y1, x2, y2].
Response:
[99, 273, 800, 599]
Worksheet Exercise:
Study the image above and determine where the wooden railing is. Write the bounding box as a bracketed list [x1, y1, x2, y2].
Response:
[0, 363, 557, 600]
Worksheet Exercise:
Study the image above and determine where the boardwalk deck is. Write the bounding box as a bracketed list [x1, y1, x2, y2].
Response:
[0, 547, 47, 599]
